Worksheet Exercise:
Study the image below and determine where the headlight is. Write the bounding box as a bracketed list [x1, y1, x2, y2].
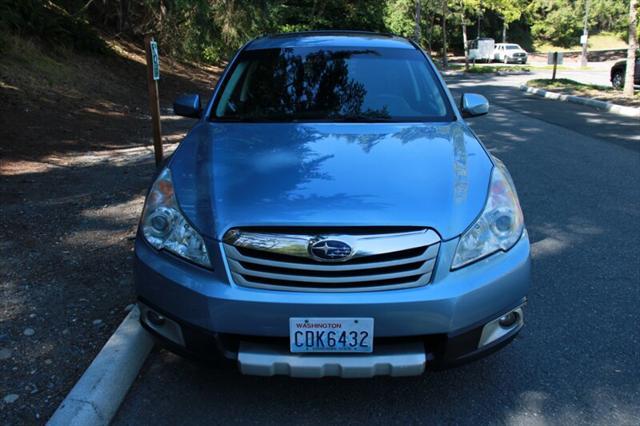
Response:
[452, 162, 524, 269]
[141, 168, 211, 268]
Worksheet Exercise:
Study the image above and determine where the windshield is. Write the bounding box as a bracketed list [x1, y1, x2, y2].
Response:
[211, 46, 452, 122]
[506, 45, 521, 50]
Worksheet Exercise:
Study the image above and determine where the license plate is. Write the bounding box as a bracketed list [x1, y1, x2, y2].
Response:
[289, 318, 374, 353]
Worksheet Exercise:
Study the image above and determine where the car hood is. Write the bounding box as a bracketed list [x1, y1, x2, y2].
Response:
[170, 122, 493, 241]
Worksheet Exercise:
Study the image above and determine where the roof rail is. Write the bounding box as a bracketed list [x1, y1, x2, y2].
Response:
[258, 30, 401, 40]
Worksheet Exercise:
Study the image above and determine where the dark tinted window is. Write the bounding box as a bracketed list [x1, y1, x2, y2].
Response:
[212, 47, 452, 122]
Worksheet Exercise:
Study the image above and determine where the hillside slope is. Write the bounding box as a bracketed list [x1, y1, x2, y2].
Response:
[0, 35, 221, 423]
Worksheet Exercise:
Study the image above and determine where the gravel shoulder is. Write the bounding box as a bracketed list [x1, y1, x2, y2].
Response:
[0, 36, 219, 424]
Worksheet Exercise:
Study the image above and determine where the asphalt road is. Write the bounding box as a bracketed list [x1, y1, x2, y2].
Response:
[114, 75, 640, 425]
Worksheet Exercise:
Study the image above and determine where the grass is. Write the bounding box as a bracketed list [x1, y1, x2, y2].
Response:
[437, 63, 531, 73]
[0, 35, 76, 88]
[465, 65, 531, 73]
[534, 33, 628, 53]
[533, 64, 592, 71]
[527, 78, 640, 107]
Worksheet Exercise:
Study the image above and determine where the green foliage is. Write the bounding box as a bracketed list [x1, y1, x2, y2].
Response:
[0, 0, 632, 63]
[527, 0, 630, 47]
[384, 0, 416, 38]
[275, 0, 386, 32]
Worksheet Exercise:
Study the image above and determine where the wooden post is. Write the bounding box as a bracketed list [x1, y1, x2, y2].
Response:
[144, 35, 163, 169]
[552, 52, 558, 81]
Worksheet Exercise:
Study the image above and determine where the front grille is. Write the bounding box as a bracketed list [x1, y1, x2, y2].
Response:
[513, 53, 526, 57]
[223, 228, 440, 292]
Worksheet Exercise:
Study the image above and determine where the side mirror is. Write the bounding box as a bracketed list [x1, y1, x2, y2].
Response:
[460, 93, 489, 118]
[173, 94, 201, 118]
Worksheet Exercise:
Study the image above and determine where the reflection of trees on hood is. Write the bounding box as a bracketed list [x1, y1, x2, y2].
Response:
[339, 125, 440, 153]
[247, 49, 388, 118]
[211, 124, 385, 215]
[214, 124, 331, 201]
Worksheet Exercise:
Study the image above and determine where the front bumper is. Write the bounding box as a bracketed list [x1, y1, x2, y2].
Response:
[134, 233, 531, 375]
[508, 56, 527, 63]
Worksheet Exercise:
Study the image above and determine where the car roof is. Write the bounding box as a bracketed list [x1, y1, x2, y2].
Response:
[246, 30, 416, 51]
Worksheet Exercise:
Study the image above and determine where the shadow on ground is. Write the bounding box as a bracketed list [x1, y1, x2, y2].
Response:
[0, 37, 220, 423]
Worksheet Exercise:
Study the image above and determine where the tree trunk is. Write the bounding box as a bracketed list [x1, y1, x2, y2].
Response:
[414, 0, 421, 43]
[502, 21, 507, 43]
[426, 6, 435, 53]
[623, 0, 637, 97]
[442, 0, 448, 70]
[460, 2, 468, 71]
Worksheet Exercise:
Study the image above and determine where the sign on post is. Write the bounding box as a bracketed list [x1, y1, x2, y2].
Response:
[150, 40, 160, 81]
[547, 52, 563, 81]
[547, 52, 563, 65]
[144, 36, 163, 168]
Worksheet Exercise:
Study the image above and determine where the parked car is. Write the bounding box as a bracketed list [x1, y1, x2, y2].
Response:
[494, 43, 528, 64]
[468, 37, 495, 63]
[610, 56, 640, 89]
[135, 31, 531, 378]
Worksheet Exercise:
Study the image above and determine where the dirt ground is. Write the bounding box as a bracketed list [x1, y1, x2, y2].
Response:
[0, 35, 221, 424]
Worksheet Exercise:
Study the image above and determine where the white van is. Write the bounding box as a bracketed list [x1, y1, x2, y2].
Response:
[468, 38, 495, 63]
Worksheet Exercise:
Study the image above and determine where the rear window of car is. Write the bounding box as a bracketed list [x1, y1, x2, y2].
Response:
[211, 46, 454, 123]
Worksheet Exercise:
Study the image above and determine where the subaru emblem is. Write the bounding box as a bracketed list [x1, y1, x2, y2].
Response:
[309, 239, 353, 261]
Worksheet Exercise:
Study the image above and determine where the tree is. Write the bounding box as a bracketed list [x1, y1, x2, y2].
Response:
[451, 0, 481, 70]
[414, 0, 421, 42]
[527, 0, 630, 48]
[442, 0, 448, 69]
[624, 0, 638, 97]
[459, 0, 470, 70]
[494, 0, 524, 43]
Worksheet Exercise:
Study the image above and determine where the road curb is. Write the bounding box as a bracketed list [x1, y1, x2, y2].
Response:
[48, 307, 154, 426]
[519, 84, 640, 119]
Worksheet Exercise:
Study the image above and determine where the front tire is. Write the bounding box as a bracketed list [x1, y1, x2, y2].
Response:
[612, 71, 624, 90]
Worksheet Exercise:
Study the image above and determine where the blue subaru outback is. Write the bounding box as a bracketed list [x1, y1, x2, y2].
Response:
[135, 31, 530, 377]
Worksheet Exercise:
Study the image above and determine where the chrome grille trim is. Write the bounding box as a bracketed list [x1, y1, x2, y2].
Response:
[228, 257, 436, 284]
[225, 244, 439, 272]
[223, 229, 441, 292]
[224, 229, 440, 260]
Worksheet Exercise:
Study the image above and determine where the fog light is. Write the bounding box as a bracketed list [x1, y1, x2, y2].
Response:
[147, 310, 165, 326]
[498, 312, 518, 328]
